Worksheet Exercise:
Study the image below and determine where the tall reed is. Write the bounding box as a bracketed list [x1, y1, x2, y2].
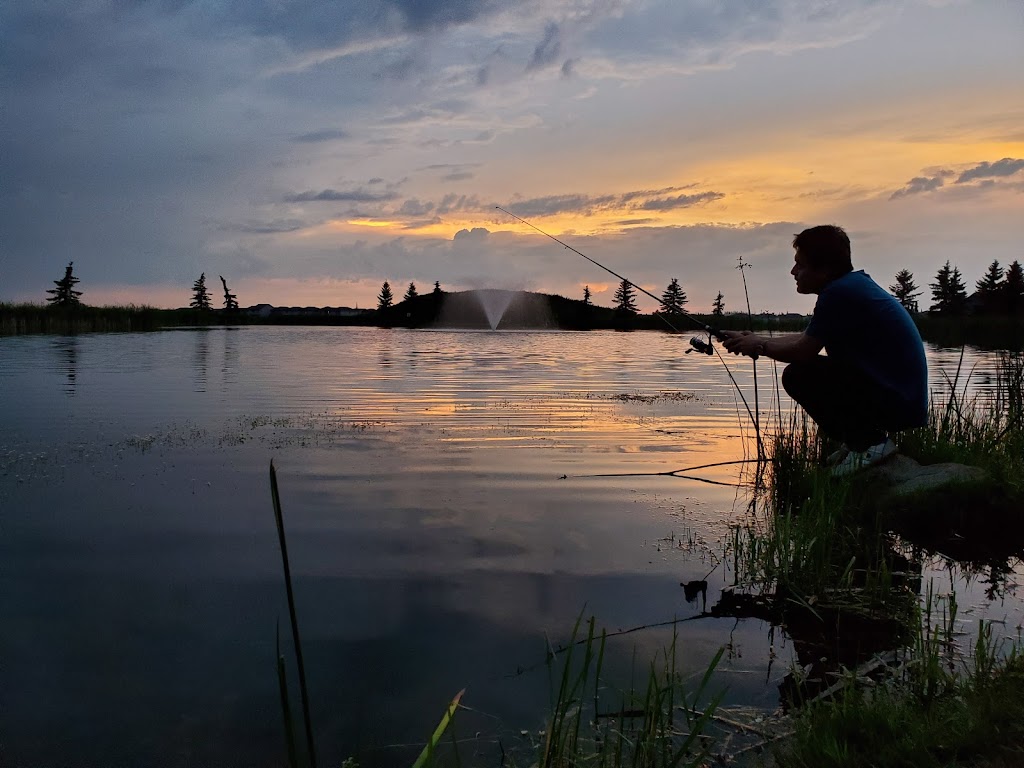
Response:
[536, 617, 724, 768]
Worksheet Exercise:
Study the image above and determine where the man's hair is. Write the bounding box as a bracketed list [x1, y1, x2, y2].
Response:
[792, 225, 853, 276]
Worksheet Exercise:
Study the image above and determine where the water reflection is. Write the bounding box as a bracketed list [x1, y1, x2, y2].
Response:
[52, 335, 79, 396]
[221, 327, 238, 390]
[192, 329, 209, 392]
[0, 328, 1020, 765]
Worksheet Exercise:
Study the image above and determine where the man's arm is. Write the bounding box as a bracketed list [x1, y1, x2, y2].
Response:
[720, 330, 823, 363]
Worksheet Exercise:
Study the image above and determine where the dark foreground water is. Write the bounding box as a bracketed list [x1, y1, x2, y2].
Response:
[1, 327, 1020, 766]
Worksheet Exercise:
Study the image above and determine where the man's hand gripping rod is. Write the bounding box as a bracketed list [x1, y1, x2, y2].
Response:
[494, 207, 753, 359]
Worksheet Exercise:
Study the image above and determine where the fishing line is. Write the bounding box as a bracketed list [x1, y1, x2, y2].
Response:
[495, 206, 759, 429]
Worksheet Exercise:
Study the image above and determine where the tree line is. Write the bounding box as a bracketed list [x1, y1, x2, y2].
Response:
[42, 263, 242, 311]
[42, 260, 1024, 318]
[376, 280, 442, 309]
[891, 259, 1023, 315]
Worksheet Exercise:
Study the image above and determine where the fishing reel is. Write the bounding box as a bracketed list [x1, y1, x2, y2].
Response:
[686, 334, 715, 355]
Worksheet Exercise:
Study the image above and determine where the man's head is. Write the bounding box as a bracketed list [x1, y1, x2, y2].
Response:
[790, 225, 853, 294]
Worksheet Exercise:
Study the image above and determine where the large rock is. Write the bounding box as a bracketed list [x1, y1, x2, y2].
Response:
[870, 453, 988, 495]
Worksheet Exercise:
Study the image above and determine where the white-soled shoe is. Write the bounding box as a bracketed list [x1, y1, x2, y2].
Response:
[830, 438, 897, 477]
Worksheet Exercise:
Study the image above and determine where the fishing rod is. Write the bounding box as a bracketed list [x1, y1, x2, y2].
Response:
[495, 206, 748, 359]
[495, 206, 760, 432]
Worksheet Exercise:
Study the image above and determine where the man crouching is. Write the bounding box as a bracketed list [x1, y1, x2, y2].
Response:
[721, 224, 928, 476]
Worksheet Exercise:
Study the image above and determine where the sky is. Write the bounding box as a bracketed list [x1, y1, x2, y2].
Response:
[2, 0, 1022, 314]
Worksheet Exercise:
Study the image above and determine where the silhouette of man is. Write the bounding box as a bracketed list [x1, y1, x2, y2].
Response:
[721, 225, 928, 475]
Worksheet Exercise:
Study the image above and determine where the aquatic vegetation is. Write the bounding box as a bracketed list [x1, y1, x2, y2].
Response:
[523, 617, 724, 768]
[723, 347, 1024, 766]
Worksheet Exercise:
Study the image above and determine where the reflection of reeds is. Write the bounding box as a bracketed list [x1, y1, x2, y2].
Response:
[270, 462, 466, 768]
[538, 616, 724, 768]
[270, 460, 317, 768]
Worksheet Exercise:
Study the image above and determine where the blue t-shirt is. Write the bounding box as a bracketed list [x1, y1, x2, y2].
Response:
[806, 270, 928, 426]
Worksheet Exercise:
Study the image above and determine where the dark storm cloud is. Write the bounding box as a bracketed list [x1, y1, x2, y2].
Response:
[889, 173, 950, 200]
[286, 189, 401, 203]
[527, 22, 562, 71]
[956, 158, 1024, 183]
[291, 129, 349, 143]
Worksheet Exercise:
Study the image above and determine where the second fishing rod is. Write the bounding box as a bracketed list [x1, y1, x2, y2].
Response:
[495, 206, 761, 431]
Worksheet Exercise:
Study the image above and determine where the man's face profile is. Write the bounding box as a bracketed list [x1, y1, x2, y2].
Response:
[790, 248, 830, 295]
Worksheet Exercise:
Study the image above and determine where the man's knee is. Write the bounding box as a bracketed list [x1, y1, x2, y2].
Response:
[781, 361, 812, 399]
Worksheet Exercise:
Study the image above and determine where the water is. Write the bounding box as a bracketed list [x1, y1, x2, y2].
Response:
[0, 327, 1019, 766]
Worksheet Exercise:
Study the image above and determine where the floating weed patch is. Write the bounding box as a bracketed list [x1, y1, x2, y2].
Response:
[606, 391, 700, 404]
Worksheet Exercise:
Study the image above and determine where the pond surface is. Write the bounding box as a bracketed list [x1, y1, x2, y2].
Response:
[1, 326, 1020, 766]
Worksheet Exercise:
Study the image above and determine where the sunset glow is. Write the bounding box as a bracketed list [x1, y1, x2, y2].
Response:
[3, 1, 1021, 311]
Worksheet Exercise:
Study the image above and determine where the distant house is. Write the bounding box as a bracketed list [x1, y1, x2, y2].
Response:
[241, 304, 372, 321]
[245, 304, 273, 318]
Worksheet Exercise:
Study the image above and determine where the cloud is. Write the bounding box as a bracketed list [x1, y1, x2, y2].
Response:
[291, 129, 349, 143]
[398, 198, 435, 216]
[502, 187, 724, 218]
[437, 193, 483, 214]
[453, 227, 490, 241]
[955, 158, 1024, 184]
[234, 219, 308, 234]
[286, 188, 400, 203]
[527, 22, 562, 71]
[639, 192, 725, 211]
[890, 158, 1024, 201]
[889, 173, 951, 200]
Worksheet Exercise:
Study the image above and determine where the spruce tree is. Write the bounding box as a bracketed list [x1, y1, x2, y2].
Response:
[929, 261, 967, 315]
[613, 279, 638, 314]
[46, 262, 83, 307]
[889, 269, 921, 313]
[1004, 260, 1024, 315]
[403, 282, 418, 302]
[433, 281, 442, 296]
[377, 280, 394, 310]
[712, 292, 725, 317]
[583, 285, 592, 306]
[219, 275, 239, 311]
[190, 273, 211, 311]
[659, 278, 687, 315]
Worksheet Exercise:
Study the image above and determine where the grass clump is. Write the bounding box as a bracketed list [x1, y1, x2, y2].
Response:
[523, 616, 725, 768]
[774, 615, 1024, 768]
[900, 351, 1024, 490]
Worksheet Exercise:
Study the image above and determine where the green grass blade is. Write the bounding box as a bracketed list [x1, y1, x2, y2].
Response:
[412, 688, 465, 768]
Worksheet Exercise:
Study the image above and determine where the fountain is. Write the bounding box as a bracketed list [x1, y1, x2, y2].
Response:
[431, 288, 557, 329]
[474, 289, 515, 330]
